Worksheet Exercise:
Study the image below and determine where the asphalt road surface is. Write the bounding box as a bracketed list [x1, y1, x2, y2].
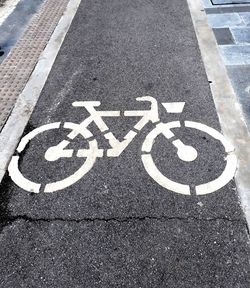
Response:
[0, 0, 250, 287]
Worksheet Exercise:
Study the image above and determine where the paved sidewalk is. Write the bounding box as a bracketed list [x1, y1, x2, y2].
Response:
[0, 0, 70, 129]
[203, 0, 250, 128]
[0, 0, 250, 287]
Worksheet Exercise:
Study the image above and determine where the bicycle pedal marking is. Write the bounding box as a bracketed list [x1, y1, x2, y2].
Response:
[8, 96, 237, 194]
[172, 139, 198, 162]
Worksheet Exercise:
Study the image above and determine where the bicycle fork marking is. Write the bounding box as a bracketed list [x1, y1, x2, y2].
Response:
[8, 96, 237, 194]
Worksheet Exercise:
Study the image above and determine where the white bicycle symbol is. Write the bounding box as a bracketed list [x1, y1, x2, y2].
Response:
[8, 96, 237, 194]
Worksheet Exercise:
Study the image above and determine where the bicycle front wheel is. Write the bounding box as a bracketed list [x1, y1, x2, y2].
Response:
[141, 121, 237, 195]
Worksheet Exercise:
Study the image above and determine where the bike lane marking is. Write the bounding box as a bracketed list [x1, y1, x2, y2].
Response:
[0, 0, 250, 286]
[0, 0, 244, 223]
[1, 0, 240, 208]
[8, 99, 238, 195]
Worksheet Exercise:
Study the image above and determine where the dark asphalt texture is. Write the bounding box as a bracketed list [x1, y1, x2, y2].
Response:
[0, 0, 250, 287]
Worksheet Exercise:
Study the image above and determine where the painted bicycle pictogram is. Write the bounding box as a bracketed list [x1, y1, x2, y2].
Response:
[8, 96, 237, 194]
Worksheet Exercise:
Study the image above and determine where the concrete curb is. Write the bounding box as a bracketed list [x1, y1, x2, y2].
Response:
[0, 0, 81, 182]
[188, 0, 250, 228]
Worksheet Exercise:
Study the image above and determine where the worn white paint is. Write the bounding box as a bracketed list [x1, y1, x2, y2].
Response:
[106, 130, 138, 157]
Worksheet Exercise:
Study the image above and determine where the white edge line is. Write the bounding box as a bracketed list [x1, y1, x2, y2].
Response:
[0, 0, 82, 182]
[187, 0, 250, 228]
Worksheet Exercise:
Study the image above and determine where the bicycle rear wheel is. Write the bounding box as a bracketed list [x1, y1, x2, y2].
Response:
[8, 122, 102, 193]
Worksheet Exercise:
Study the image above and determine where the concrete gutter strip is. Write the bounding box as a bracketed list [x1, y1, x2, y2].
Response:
[187, 0, 250, 227]
[0, 0, 82, 182]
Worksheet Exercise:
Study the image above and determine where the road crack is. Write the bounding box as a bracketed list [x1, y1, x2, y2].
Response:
[1, 214, 247, 224]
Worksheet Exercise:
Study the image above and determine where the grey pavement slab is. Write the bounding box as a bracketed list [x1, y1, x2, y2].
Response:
[212, 0, 250, 4]
[231, 27, 250, 43]
[213, 27, 235, 44]
[0, 0, 249, 286]
[206, 6, 250, 13]
[227, 65, 250, 128]
[207, 13, 245, 27]
[219, 45, 250, 64]
[203, 0, 250, 8]
[240, 12, 250, 24]
[204, 0, 250, 128]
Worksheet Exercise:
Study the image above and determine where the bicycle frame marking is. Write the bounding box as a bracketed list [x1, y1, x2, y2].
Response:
[72, 96, 161, 158]
[45, 96, 181, 160]
[8, 96, 237, 194]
